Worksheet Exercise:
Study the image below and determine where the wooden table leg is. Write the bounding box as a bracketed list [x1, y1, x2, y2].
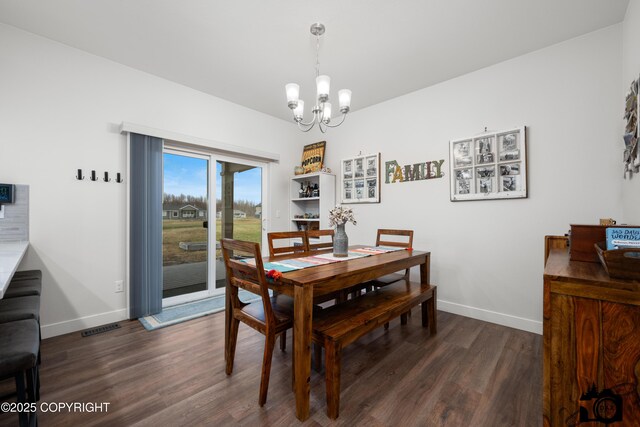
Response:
[294, 284, 313, 421]
[420, 254, 437, 334]
[420, 253, 430, 285]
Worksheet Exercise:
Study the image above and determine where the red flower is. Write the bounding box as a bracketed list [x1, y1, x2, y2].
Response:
[266, 269, 283, 281]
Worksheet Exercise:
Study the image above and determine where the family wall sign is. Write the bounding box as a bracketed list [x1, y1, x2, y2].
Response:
[384, 159, 445, 183]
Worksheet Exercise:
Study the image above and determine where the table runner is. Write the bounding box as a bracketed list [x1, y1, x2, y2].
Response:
[242, 246, 405, 273]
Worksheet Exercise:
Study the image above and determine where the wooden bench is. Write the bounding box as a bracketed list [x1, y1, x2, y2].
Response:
[312, 280, 437, 419]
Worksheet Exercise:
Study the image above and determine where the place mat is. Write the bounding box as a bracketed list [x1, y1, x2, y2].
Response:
[242, 249, 374, 273]
[349, 246, 406, 255]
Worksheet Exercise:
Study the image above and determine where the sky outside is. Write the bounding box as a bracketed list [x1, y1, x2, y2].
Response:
[163, 153, 261, 203]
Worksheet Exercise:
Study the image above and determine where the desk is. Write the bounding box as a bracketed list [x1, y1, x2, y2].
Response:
[0, 241, 29, 299]
[226, 245, 430, 421]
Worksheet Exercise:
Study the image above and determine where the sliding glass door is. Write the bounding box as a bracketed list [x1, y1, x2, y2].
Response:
[162, 146, 266, 306]
[214, 157, 264, 291]
[162, 150, 210, 304]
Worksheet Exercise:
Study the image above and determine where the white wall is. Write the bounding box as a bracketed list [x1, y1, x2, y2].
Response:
[305, 25, 623, 333]
[0, 23, 300, 338]
[622, 0, 640, 224]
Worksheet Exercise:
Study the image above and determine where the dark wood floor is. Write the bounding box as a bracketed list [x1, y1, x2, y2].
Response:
[0, 309, 542, 426]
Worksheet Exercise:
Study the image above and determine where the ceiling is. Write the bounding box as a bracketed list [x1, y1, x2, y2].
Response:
[0, 1, 630, 122]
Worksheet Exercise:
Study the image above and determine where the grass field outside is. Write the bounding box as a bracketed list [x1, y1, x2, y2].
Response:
[163, 218, 262, 266]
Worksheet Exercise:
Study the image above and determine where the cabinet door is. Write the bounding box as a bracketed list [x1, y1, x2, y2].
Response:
[602, 302, 640, 426]
[549, 294, 592, 426]
[549, 294, 640, 426]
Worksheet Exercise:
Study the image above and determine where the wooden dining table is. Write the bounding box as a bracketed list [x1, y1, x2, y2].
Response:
[224, 245, 431, 421]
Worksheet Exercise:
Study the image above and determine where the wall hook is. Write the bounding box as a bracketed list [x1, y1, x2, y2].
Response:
[90, 170, 99, 182]
[76, 169, 84, 180]
[103, 171, 111, 182]
[115, 173, 124, 184]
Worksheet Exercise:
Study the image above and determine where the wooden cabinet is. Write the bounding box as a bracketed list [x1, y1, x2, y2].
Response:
[289, 172, 335, 233]
[544, 246, 640, 426]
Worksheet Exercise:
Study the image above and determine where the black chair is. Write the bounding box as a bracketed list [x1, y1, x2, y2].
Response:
[9, 270, 42, 282]
[0, 296, 40, 324]
[0, 319, 40, 427]
[4, 278, 41, 299]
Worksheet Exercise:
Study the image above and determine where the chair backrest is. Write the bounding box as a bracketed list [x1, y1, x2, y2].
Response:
[307, 229, 334, 251]
[544, 235, 569, 265]
[376, 229, 414, 248]
[267, 231, 309, 257]
[220, 238, 275, 326]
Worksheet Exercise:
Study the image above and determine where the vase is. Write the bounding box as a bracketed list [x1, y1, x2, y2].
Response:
[333, 223, 348, 257]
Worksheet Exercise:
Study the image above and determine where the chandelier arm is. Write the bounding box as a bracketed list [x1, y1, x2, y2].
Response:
[296, 121, 317, 133]
[323, 113, 348, 128]
[318, 122, 327, 134]
[293, 112, 319, 128]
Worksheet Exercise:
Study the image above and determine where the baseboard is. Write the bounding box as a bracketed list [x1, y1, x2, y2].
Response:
[41, 309, 128, 339]
[437, 299, 542, 335]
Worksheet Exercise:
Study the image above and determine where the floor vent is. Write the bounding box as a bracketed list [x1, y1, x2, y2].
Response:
[81, 323, 121, 337]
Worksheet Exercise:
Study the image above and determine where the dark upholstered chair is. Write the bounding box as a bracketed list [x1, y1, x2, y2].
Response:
[0, 319, 40, 427]
[10, 270, 42, 282]
[0, 296, 40, 324]
[4, 278, 41, 299]
[221, 238, 294, 406]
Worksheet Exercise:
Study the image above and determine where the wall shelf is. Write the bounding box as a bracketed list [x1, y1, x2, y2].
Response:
[290, 172, 335, 233]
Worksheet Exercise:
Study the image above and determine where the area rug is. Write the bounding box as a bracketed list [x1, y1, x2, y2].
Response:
[139, 290, 259, 331]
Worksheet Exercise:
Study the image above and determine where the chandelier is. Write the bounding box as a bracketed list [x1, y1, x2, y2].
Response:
[285, 23, 352, 133]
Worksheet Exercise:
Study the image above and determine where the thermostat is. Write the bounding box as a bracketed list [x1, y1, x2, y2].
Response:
[0, 184, 15, 204]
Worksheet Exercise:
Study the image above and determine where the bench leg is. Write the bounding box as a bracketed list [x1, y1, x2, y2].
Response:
[314, 343, 323, 372]
[429, 288, 437, 334]
[400, 312, 408, 325]
[421, 289, 437, 334]
[325, 340, 341, 419]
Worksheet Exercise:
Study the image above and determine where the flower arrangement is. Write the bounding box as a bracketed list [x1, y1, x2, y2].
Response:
[328, 205, 357, 227]
[266, 269, 283, 281]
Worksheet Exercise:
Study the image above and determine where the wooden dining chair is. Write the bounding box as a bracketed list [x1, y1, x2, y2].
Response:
[371, 229, 414, 286]
[221, 238, 294, 406]
[307, 229, 335, 251]
[267, 231, 309, 257]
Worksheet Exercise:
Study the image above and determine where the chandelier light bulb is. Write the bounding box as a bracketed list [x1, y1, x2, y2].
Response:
[322, 102, 332, 123]
[293, 100, 304, 121]
[316, 75, 330, 103]
[338, 89, 352, 113]
[286, 83, 300, 109]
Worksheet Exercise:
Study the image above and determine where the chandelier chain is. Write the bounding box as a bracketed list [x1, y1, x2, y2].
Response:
[315, 34, 321, 78]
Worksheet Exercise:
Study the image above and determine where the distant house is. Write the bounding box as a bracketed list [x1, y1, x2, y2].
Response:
[255, 204, 262, 218]
[215, 210, 247, 219]
[163, 201, 208, 220]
